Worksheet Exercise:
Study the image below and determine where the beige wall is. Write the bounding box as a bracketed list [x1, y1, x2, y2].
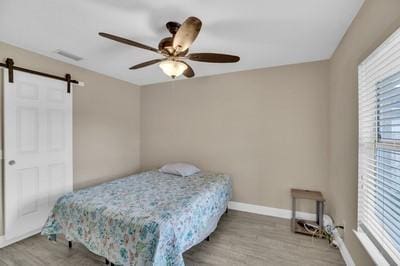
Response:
[328, 0, 400, 265]
[141, 61, 330, 212]
[0, 42, 141, 235]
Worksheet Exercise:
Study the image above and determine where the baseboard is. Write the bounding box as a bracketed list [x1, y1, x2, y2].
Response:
[228, 201, 354, 266]
[0, 228, 41, 248]
[228, 201, 316, 221]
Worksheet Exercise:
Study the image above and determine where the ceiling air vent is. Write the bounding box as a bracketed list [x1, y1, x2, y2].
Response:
[55, 50, 83, 61]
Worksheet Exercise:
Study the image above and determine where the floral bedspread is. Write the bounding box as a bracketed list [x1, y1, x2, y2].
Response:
[41, 170, 232, 265]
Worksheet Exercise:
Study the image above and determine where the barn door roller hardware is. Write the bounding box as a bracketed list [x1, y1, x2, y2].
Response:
[0, 58, 84, 93]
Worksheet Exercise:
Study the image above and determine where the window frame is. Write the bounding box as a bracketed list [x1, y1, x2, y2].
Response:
[357, 26, 400, 265]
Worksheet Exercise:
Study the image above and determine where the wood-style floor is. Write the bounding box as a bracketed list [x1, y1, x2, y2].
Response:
[0, 210, 345, 266]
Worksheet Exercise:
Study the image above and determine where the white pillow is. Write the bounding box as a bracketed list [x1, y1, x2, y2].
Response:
[159, 163, 200, 177]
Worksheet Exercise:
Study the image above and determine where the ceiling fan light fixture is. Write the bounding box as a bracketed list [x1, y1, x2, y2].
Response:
[159, 60, 187, 78]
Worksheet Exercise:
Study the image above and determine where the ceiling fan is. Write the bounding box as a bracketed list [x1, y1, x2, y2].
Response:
[99, 16, 240, 79]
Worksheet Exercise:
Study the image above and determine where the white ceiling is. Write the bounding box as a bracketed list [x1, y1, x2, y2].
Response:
[0, 0, 364, 85]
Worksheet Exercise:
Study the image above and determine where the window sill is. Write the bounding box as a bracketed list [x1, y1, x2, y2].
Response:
[353, 230, 390, 266]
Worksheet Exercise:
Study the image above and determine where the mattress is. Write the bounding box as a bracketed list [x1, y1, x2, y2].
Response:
[41, 170, 232, 265]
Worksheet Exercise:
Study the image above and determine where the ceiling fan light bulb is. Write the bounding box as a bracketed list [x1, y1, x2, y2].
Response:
[159, 60, 187, 78]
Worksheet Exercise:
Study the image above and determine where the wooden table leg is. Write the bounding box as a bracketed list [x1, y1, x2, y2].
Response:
[319, 201, 324, 229]
[291, 197, 296, 232]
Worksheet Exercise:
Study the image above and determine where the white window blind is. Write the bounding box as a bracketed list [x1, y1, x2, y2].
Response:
[358, 27, 400, 265]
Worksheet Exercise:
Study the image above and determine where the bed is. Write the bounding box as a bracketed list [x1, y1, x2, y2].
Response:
[41, 170, 232, 265]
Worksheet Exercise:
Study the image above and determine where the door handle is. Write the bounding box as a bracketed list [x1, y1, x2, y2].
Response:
[8, 160, 15, 166]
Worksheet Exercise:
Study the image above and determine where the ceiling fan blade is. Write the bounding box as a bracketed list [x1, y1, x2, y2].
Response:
[129, 59, 165, 70]
[187, 53, 240, 63]
[173, 17, 202, 53]
[99, 32, 159, 53]
[182, 62, 195, 78]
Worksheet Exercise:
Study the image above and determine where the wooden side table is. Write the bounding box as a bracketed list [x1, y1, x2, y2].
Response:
[291, 188, 325, 235]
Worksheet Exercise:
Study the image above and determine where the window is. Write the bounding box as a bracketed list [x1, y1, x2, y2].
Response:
[358, 28, 400, 265]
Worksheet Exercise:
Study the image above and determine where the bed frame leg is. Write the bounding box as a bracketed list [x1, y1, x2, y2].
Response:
[105, 258, 109, 264]
[110, 263, 115, 266]
[226, 207, 228, 214]
[206, 236, 210, 241]
[49, 234, 57, 241]
[68, 241, 72, 248]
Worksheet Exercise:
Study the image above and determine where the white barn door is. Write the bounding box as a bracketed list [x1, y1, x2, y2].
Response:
[2, 69, 72, 245]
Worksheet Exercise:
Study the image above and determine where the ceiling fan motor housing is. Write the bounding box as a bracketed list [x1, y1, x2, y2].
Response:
[158, 37, 174, 54]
